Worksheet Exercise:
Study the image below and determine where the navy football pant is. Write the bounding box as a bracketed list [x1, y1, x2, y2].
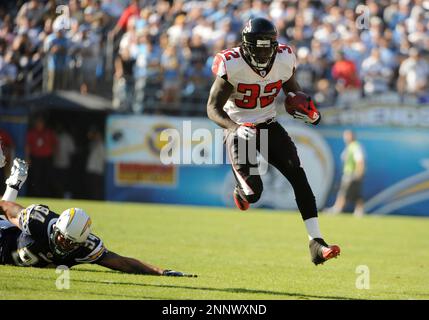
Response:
[225, 121, 318, 220]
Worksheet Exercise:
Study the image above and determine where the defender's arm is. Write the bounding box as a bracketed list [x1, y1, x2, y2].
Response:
[96, 251, 197, 277]
[207, 76, 237, 130]
[0, 200, 24, 227]
[96, 251, 163, 275]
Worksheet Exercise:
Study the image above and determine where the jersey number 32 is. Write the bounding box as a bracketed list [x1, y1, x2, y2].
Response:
[235, 80, 282, 109]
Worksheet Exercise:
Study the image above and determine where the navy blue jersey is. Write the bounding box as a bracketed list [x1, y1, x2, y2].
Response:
[11, 204, 107, 267]
[0, 219, 20, 265]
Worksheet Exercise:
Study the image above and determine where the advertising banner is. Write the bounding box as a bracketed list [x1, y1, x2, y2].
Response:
[106, 115, 333, 210]
[106, 112, 429, 216]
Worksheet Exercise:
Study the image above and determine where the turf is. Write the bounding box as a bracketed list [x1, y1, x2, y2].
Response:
[1, 198, 428, 300]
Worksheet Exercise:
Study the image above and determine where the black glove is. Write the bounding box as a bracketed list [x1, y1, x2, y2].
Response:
[162, 269, 198, 278]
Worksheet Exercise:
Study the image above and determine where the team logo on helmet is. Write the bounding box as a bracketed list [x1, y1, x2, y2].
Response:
[243, 20, 252, 33]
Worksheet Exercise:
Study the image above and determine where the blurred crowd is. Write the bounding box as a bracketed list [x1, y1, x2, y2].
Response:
[0, 115, 105, 200]
[0, 0, 429, 113]
[0, 0, 115, 99]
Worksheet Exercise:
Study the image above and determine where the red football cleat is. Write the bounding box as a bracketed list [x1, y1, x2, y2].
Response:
[322, 244, 341, 260]
[309, 238, 341, 265]
[233, 189, 249, 211]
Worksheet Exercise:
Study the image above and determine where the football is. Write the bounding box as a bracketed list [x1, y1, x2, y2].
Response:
[284, 91, 311, 116]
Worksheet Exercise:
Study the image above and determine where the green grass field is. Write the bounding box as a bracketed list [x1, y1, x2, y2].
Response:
[1, 198, 428, 300]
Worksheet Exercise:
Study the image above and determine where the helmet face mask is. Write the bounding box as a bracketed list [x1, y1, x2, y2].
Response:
[49, 208, 92, 256]
[51, 227, 81, 256]
[242, 35, 278, 69]
[241, 18, 278, 71]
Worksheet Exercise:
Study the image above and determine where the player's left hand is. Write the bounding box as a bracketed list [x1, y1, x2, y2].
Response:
[293, 110, 320, 124]
[235, 123, 257, 141]
[163, 269, 198, 277]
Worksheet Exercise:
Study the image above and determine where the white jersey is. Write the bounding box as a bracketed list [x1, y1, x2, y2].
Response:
[211, 44, 296, 125]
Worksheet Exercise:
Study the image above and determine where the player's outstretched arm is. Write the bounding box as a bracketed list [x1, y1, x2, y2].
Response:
[0, 200, 24, 227]
[207, 76, 237, 130]
[96, 251, 197, 277]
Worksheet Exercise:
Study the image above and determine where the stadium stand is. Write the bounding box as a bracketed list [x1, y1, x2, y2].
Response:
[1, 0, 428, 113]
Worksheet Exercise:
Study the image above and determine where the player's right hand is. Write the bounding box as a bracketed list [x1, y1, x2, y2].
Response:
[235, 123, 257, 141]
[163, 269, 198, 277]
[293, 110, 320, 124]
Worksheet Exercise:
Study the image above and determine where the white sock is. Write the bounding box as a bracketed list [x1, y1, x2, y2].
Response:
[304, 217, 322, 240]
[2, 186, 18, 202]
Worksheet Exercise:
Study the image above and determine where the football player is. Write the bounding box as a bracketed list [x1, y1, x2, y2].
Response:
[207, 17, 340, 265]
[0, 158, 195, 277]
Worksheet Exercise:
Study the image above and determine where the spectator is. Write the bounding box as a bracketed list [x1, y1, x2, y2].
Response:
[73, 24, 101, 93]
[110, 0, 139, 39]
[25, 116, 57, 197]
[408, 21, 427, 50]
[331, 51, 361, 108]
[0, 50, 17, 97]
[12, 32, 37, 95]
[160, 45, 182, 112]
[68, 0, 84, 24]
[361, 48, 393, 96]
[37, 17, 54, 45]
[166, 14, 188, 46]
[2, 0, 429, 111]
[16, 0, 44, 29]
[113, 47, 135, 112]
[326, 130, 366, 217]
[377, 38, 397, 70]
[193, 17, 215, 44]
[134, 40, 162, 113]
[53, 124, 75, 199]
[0, 128, 15, 194]
[101, 0, 125, 20]
[119, 15, 138, 51]
[43, 19, 69, 91]
[189, 34, 209, 65]
[314, 78, 336, 108]
[183, 60, 211, 105]
[398, 48, 429, 98]
[295, 47, 317, 95]
[86, 126, 105, 200]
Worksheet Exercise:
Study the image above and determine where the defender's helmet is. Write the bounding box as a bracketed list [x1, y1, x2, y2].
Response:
[241, 17, 278, 70]
[50, 208, 92, 256]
